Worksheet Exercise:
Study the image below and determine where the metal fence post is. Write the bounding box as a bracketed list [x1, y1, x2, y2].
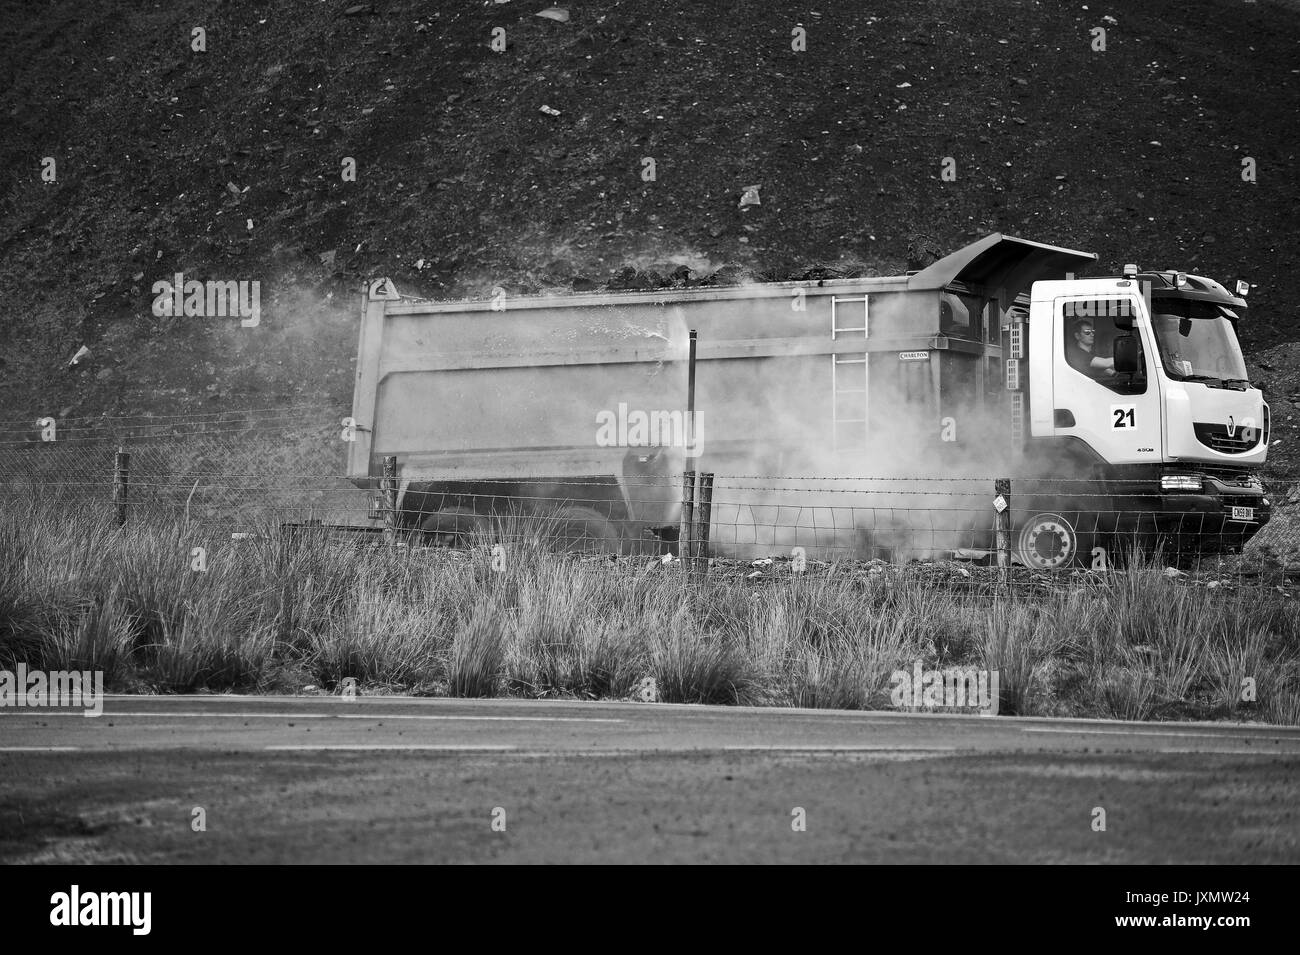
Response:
[112, 447, 129, 526]
[695, 472, 714, 573]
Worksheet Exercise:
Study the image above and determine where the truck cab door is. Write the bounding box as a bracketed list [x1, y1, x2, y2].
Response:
[1052, 294, 1162, 467]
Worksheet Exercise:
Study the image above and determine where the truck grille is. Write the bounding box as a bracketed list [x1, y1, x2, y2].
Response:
[1193, 422, 1261, 454]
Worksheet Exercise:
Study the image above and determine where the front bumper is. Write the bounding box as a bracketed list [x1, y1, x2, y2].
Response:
[1109, 474, 1270, 552]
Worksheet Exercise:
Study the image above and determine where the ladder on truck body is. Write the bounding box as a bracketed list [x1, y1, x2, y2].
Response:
[830, 295, 869, 454]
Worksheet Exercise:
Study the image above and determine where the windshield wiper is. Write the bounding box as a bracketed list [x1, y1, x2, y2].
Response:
[1176, 375, 1250, 390]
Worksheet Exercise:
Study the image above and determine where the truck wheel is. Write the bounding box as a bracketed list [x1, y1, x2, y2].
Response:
[419, 507, 487, 547]
[549, 506, 623, 554]
[1016, 512, 1089, 571]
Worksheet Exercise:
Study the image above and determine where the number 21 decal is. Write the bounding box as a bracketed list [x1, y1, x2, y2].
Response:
[1112, 405, 1136, 429]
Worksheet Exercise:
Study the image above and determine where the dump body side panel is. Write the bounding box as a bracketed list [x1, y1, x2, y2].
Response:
[346, 277, 980, 488]
[347, 235, 1108, 559]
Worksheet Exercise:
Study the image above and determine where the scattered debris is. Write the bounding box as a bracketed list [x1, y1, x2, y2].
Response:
[739, 184, 761, 208]
[539, 104, 561, 116]
[536, 7, 569, 22]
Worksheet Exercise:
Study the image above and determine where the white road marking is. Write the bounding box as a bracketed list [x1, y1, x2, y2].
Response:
[265, 744, 518, 751]
[1021, 726, 1300, 742]
[719, 745, 959, 753]
[0, 746, 79, 752]
[1155, 749, 1291, 756]
[30, 712, 624, 723]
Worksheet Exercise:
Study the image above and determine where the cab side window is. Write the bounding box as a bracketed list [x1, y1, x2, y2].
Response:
[1061, 298, 1146, 395]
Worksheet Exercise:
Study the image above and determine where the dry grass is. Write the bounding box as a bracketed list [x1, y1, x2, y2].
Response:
[2, 501, 1300, 723]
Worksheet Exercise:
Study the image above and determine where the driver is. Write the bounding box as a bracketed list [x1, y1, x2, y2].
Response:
[1066, 320, 1116, 378]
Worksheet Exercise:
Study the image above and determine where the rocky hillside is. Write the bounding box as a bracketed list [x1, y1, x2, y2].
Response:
[2, 0, 1298, 438]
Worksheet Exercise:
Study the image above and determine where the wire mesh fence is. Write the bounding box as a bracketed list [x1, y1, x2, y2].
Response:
[6, 410, 1300, 719]
[3, 409, 1300, 583]
[0, 408, 357, 526]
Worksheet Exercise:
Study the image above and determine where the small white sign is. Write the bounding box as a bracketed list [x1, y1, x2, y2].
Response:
[993, 495, 1008, 513]
[899, 351, 930, 361]
[368, 277, 399, 301]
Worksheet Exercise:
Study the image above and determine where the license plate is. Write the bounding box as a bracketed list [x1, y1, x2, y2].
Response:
[1231, 506, 1255, 521]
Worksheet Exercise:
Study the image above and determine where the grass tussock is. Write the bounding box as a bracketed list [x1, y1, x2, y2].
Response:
[1, 501, 1299, 724]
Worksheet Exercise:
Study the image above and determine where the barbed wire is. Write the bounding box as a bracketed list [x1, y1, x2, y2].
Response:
[0, 421, 1293, 572]
[0, 404, 335, 426]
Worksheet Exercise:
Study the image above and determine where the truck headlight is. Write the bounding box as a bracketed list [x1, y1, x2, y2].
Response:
[1161, 474, 1203, 491]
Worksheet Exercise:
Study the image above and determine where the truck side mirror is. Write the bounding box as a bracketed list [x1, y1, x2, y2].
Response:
[1114, 335, 1140, 374]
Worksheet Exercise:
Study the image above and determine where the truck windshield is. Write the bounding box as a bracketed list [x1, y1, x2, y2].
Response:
[1150, 300, 1249, 383]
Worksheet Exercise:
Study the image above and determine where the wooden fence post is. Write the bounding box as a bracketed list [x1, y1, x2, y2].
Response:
[679, 470, 696, 565]
[113, 447, 129, 526]
[382, 455, 398, 543]
[695, 472, 714, 573]
[995, 477, 1011, 584]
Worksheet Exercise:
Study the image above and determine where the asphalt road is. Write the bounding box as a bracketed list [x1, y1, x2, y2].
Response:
[2, 696, 1298, 863]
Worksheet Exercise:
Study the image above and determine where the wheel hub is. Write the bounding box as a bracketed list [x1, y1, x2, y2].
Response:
[1025, 519, 1074, 569]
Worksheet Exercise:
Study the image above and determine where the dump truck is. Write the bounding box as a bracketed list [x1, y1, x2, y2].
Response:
[347, 233, 1270, 568]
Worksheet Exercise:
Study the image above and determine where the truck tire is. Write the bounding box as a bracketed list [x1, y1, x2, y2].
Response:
[1016, 511, 1093, 571]
[549, 506, 623, 554]
[420, 507, 488, 547]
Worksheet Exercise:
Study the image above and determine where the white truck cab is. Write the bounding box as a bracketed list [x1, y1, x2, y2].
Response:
[1010, 269, 1269, 568]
